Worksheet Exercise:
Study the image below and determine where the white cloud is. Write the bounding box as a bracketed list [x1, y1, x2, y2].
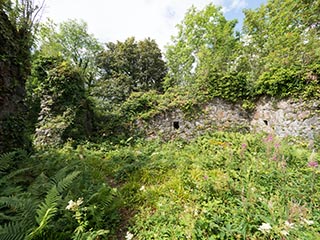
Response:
[230, 0, 247, 10]
[41, 0, 248, 50]
[221, 0, 248, 13]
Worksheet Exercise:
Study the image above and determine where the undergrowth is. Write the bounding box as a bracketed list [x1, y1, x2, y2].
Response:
[100, 132, 320, 239]
[1, 132, 320, 239]
[0, 146, 118, 240]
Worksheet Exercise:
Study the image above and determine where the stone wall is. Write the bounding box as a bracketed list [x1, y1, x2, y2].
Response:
[251, 98, 320, 139]
[0, 9, 31, 153]
[136, 98, 250, 140]
[136, 97, 320, 140]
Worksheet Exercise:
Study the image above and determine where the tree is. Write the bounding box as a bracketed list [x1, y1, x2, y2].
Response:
[242, 0, 320, 82]
[27, 19, 101, 143]
[96, 37, 167, 109]
[164, 3, 238, 89]
[136, 39, 167, 92]
[36, 19, 103, 91]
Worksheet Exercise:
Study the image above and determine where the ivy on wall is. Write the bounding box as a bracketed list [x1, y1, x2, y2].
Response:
[0, 4, 33, 153]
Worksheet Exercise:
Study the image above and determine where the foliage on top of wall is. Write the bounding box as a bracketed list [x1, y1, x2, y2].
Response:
[33, 57, 85, 109]
[118, 87, 209, 122]
[255, 63, 320, 99]
[201, 71, 251, 102]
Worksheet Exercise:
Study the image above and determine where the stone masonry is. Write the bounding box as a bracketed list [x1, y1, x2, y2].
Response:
[136, 97, 320, 141]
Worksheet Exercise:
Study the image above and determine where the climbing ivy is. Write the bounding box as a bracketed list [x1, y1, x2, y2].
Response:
[0, 0, 36, 153]
[255, 64, 320, 99]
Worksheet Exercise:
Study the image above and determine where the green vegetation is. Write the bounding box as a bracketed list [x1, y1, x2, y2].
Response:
[2, 133, 320, 239]
[0, 147, 117, 239]
[108, 132, 320, 239]
[0, 0, 37, 152]
[1, 0, 320, 239]
[96, 37, 167, 111]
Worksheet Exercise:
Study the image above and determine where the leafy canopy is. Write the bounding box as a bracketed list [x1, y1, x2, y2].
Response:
[164, 3, 238, 88]
[37, 19, 103, 90]
[96, 37, 167, 109]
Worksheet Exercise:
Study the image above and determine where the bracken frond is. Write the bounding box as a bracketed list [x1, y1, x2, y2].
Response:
[0, 195, 37, 230]
[88, 183, 116, 207]
[0, 168, 30, 187]
[0, 152, 16, 173]
[0, 221, 28, 240]
[27, 171, 80, 239]
[0, 149, 28, 174]
[56, 170, 81, 194]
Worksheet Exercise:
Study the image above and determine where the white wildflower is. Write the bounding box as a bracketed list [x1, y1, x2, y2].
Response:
[194, 209, 199, 216]
[76, 197, 83, 206]
[125, 231, 134, 240]
[66, 197, 83, 211]
[285, 221, 295, 229]
[302, 218, 314, 225]
[66, 200, 75, 210]
[280, 230, 289, 236]
[139, 185, 145, 191]
[258, 223, 272, 233]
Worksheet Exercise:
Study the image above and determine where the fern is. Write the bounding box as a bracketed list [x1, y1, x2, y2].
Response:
[0, 213, 15, 222]
[27, 171, 80, 239]
[88, 183, 116, 207]
[0, 196, 28, 211]
[0, 186, 23, 197]
[27, 173, 50, 199]
[0, 152, 16, 173]
[50, 167, 69, 186]
[56, 170, 81, 194]
[72, 229, 109, 240]
[0, 168, 81, 240]
[0, 150, 28, 174]
[0, 221, 28, 240]
[0, 150, 31, 200]
[0, 195, 37, 240]
[27, 187, 60, 239]
[0, 168, 30, 188]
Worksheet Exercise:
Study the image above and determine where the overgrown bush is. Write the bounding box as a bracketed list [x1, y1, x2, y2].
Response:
[255, 64, 320, 99]
[206, 71, 251, 102]
[255, 67, 304, 98]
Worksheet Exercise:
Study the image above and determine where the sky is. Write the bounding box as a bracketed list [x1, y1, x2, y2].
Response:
[40, 0, 266, 50]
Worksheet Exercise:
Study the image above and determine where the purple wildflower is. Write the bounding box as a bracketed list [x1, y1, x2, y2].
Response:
[266, 134, 273, 142]
[204, 175, 208, 180]
[241, 143, 247, 149]
[308, 161, 319, 168]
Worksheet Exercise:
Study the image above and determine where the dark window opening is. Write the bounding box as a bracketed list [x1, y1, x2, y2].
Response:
[263, 120, 268, 126]
[173, 121, 180, 129]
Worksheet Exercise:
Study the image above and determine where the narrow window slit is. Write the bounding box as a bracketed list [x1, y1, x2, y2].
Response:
[173, 121, 180, 129]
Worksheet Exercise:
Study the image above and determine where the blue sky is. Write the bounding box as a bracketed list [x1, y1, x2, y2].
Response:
[41, 0, 267, 49]
[224, 0, 266, 30]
